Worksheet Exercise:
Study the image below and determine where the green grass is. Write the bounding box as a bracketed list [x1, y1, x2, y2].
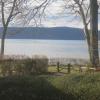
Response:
[48, 65, 82, 74]
[48, 65, 69, 73]
[0, 73, 100, 100]
[48, 66, 57, 72]
[0, 63, 99, 100]
[0, 75, 64, 100]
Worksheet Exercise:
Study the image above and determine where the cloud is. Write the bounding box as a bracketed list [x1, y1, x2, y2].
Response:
[42, 16, 84, 28]
[42, 16, 100, 30]
[45, 0, 64, 15]
[1, 0, 100, 29]
[41, 0, 100, 29]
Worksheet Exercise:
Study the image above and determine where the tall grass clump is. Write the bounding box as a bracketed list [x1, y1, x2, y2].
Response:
[53, 73, 100, 100]
[0, 55, 48, 76]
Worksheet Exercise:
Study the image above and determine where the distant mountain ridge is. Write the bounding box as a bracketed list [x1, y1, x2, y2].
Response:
[0, 27, 99, 40]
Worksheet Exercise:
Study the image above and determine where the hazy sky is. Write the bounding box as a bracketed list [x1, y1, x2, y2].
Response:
[40, 0, 100, 29]
[0, 0, 100, 29]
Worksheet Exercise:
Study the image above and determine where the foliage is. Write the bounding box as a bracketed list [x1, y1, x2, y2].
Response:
[53, 73, 100, 100]
[0, 57, 48, 76]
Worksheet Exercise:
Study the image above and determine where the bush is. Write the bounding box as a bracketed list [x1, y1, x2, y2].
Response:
[0, 56, 48, 76]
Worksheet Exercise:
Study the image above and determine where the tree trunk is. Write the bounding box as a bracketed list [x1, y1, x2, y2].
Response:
[90, 0, 99, 67]
[0, 27, 7, 58]
[84, 26, 92, 63]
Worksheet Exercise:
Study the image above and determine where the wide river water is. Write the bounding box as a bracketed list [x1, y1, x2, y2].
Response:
[1, 39, 99, 59]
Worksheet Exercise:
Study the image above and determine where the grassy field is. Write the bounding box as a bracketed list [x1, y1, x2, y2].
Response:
[0, 65, 100, 100]
[48, 65, 87, 74]
[48, 66, 68, 73]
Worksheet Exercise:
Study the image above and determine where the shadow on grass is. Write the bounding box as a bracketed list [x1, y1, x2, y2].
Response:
[0, 76, 77, 100]
[44, 72, 68, 77]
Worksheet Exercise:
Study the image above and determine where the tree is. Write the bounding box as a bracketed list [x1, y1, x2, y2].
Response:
[90, 0, 99, 67]
[0, 0, 26, 58]
[0, 0, 51, 58]
[63, 0, 99, 67]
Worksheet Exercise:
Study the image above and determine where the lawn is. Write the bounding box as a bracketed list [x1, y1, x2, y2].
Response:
[48, 65, 86, 74]
[48, 65, 68, 73]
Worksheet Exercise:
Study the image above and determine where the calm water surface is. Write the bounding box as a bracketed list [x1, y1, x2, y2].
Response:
[1, 39, 97, 59]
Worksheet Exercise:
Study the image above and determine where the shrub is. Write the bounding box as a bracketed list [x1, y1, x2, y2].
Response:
[0, 56, 48, 76]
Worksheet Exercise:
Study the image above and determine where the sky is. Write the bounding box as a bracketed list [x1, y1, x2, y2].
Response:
[40, 0, 100, 30]
[0, 0, 100, 29]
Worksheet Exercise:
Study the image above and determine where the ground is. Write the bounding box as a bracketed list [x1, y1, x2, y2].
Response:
[0, 66, 100, 100]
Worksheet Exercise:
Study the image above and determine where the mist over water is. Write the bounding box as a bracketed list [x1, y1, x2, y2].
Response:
[0, 39, 95, 59]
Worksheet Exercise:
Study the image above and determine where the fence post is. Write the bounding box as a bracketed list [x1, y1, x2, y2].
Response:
[57, 61, 60, 72]
[68, 63, 71, 74]
[79, 65, 82, 72]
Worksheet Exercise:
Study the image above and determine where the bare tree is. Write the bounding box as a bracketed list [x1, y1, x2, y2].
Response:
[63, 0, 99, 67]
[90, 0, 99, 67]
[0, 0, 26, 58]
[0, 0, 51, 58]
